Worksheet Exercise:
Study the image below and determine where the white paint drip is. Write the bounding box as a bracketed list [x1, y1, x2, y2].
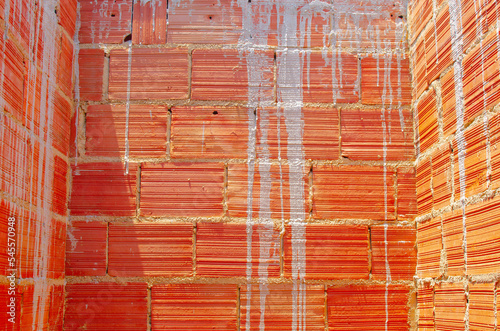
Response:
[124, 41, 132, 175]
[73, 3, 82, 166]
[447, 0, 468, 275]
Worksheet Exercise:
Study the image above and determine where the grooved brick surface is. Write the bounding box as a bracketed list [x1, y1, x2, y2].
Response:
[416, 158, 432, 215]
[69, 162, 138, 216]
[79, 0, 132, 44]
[151, 284, 238, 331]
[341, 108, 414, 161]
[64, 283, 148, 330]
[108, 223, 193, 277]
[86, 104, 168, 158]
[132, 0, 167, 45]
[415, 88, 438, 154]
[313, 164, 395, 220]
[109, 48, 189, 100]
[66, 221, 107, 276]
[416, 217, 442, 278]
[241, 284, 325, 331]
[441, 209, 465, 276]
[78, 49, 104, 101]
[397, 167, 418, 220]
[371, 225, 416, 281]
[283, 224, 369, 279]
[191, 49, 274, 101]
[140, 163, 224, 217]
[466, 196, 500, 275]
[434, 283, 466, 331]
[417, 283, 434, 330]
[196, 222, 280, 278]
[468, 283, 495, 330]
[227, 163, 309, 219]
[171, 106, 249, 159]
[431, 144, 452, 210]
[327, 284, 410, 330]
[361, 55, 411, 105]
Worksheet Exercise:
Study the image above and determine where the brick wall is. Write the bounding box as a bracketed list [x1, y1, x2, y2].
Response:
[410, 0, 500, 329]
[0, 0, 77, 328]
[66, 1, 418, 329]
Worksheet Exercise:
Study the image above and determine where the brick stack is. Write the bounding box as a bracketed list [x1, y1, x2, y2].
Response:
[410, 0, 500, 329]
[62, 0, 419, 329]
[0, 0, 77, 328]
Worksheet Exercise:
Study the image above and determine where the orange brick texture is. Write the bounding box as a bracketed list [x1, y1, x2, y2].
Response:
[64, 0, 419, 329]
[0, 0, 76, 327]
[410, 0, 500, 329]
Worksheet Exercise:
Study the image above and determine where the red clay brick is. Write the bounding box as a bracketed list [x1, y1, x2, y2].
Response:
[0, 116, 32, 204]
[78, 48, 104, 101]
[79, 0, 132, 44]
[417, 283, 434, 331]
[64, 283, 148, 330]
[463, 32, 500, 125]
[415, 88, 438, 154]
[0, 199, 22, 276]
[256, 107, 340, 160]
[441, 68, 457, 137]
[327, 284, 410, 330]
[152, 284, 238, 331]
[466, 196, 500, 275]
[413, 35, 428, 99]
[361, 55, 411, 105]
[196, 222, 280, 278]
[441, 209, 465, 276]
[226, 163, 308, 219]
[191, 49, 274, 101]
[283, 224, 369, 279]
[433, 7, 452, 80]
[424, 25, 436, 86]
[2, 39, 25, 125]
[47, 218, 66, 279]
[397, 167, 418, 220]
[48, 284, 65, 330]
[434, 283, 466, 331]
[371, 225, 416, 281]
[333, 3, 407, 50]
[241, 284, 324, 331]
[462, 0, 497, 53]
[416, 157, 432, 215]
[56, 33, 74, 98]
[453, 122, 488, 199]
[171, 106, 249, 159]
[69, 162, 137, 216]
[52, 91, 72, 156]
[86, 104, 168, 158]
[140, 163, 224, 217]
[409, 0, 432, 43]
[301, 51, 358, 103]
[468, 283, 495, 330]
[341, 108, 414, 161]
[58, 0, 77, 37]
[432, 144, 453, 210]
[15, 209, 37, 278]
[132, 0, 167, 44]
[490, 113, 500, 189]
[313, 164, 396, 220]
[166, 0, 243, 44]
[108, 223, 193, 277]
[416, 217, 442, 278]
[109, 48, 189, 100]
[65, 221, 107, 276]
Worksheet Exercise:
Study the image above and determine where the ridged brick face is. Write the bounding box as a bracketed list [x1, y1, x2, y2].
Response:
[410, 0, 500, 328]
[66, 0, 417, 330]
[0, 0, 76, 327]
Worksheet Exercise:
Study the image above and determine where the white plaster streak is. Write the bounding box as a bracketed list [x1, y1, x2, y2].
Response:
[276, 2, 307, 329]
[124, 41, 132, 175]
[447, 0, 468, 276]
[73, 3, 82, 166]
[384, 224, 392, 331]
[30, 0, 59, 327]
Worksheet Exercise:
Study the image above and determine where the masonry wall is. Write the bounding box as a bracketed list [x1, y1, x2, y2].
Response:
[66, 0, 418, 330]
[0, 0, 77, 329]
[409, 0, 500, 329]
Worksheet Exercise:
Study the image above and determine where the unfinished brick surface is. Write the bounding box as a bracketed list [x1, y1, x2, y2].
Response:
[140, 163, 224, 217]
